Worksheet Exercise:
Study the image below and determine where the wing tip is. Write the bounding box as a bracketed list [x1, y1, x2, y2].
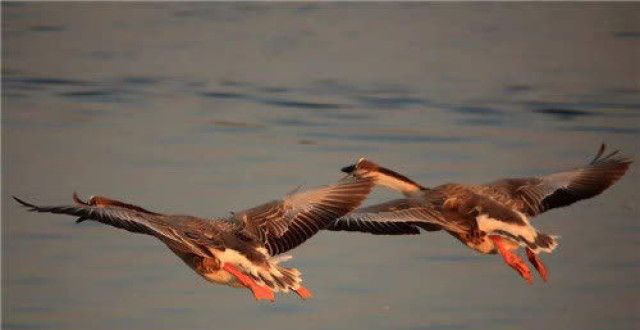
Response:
[72, 192, 90, 206]
[591, 143, 633, 166]
[12, 196, 36, 209]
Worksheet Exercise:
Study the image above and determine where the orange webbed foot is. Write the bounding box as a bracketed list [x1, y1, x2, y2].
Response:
[504, 250, 533, 284]
[222, 263, 275, 302]
[526, 248, 548, 282]
[490, 236, 533, 284]
[294, 285, 313, 300]
[250, 283, 276, 302]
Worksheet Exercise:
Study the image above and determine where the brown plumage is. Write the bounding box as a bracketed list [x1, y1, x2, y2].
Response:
[329, 144, 632, 283]
[14, 174, 374, 302]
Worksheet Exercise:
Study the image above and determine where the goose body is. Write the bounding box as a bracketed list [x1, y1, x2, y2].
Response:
[330, 144, 631, 283]
[15, 174, 374, 301]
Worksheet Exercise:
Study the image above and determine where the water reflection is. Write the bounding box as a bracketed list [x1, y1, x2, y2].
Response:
[532, 108, 594, 120]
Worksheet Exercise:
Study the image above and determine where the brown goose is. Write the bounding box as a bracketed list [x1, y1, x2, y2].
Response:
[327, 144, 631, 283]
[14, 175, 374, 302]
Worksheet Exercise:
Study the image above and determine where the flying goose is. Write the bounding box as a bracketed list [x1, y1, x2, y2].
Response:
[327, 144, 631, 283]
[14, 174, 374, 302]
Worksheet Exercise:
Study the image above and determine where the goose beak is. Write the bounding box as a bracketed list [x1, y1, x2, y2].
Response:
[341, 164, 356, 174]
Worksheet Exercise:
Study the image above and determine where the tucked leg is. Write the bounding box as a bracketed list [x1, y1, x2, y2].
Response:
[526, 248, 548, 282]
[489, 236, 533, 284]
[467, 221, 486, 244]
[222, 263, 275, 302]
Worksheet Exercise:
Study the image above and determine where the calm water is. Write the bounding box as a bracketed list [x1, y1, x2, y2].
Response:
[2, 3, 639, 330]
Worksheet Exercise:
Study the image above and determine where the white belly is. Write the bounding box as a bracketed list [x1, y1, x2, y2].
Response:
[476, 213, 537, 243]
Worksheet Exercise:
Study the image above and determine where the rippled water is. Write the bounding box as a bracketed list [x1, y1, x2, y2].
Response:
[2, 3, 639, 330]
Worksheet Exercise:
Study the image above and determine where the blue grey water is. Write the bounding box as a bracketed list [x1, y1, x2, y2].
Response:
[2, 3, 639, 330]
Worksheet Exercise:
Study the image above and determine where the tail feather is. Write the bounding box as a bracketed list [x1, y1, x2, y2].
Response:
[215, 248, 305, 295]
[240, 259, 303, 293]
[276, 265, 302, 291]
[532, 233, 559, 254]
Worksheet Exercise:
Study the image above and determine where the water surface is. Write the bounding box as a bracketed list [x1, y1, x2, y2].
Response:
[3, 3, 639, 330]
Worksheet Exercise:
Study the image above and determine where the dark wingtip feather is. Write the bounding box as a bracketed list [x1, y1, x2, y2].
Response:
[13, 196, 37, 209]
[541, 148, 632, 212]
[590, 143, 607, 163]
[590, 143, 633, 165]
[72, 192, 89, 205]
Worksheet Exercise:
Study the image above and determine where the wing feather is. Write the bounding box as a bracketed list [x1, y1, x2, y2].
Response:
[479, 144, 632, 216]
[231, 175, 375, 255]
[13, 195, 217, 257]
[327, 198, 468, 236]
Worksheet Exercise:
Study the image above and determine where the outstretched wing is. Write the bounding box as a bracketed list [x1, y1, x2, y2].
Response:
[230, 175, 375, 255]
[13, 195, 217, 258]
[327, 198, 469, 236]
[478, 144, 632, 216]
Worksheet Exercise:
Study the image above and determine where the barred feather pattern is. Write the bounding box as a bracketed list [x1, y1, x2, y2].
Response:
[229, 175, 375, 255]
[476, 144, 632, 217]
